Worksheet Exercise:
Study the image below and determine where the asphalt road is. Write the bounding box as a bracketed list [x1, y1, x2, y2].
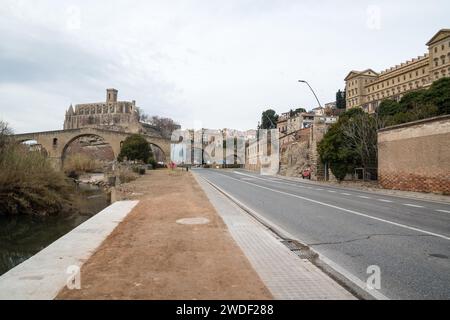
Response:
[194, 168, 450, 300]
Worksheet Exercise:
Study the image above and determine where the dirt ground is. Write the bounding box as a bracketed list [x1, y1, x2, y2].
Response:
[57, 169, 272, 300]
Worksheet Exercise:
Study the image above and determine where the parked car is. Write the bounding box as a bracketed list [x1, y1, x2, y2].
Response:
[301, 169, 311, 179]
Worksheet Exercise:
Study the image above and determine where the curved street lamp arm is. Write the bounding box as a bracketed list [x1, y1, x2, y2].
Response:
[299, 80, 322, 108]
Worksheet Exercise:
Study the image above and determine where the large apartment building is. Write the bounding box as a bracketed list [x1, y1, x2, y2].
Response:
[345, 29, 450, 113]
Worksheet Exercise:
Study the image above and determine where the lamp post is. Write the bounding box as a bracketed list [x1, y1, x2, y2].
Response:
[298, 80, 322, 108]
[298, 80, 327, 180]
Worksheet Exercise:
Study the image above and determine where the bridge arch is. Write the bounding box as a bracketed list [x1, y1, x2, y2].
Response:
[12, 127, 172, 170]
[149, 143, 166, 163]
[61, 133, 116, 167]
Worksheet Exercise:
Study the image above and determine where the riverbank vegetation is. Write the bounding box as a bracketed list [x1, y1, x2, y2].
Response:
[0, 121, 74, 216]
[63, 154, 103, 178]
[318, 78, 450, 182]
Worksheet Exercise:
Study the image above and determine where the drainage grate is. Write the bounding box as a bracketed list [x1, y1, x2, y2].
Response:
[281, 240, 319, 261]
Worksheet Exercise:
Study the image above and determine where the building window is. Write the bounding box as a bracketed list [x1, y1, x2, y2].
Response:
[53, 138, 58, 146]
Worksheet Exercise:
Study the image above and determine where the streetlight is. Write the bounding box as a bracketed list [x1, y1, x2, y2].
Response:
[298, 80, 322, 108]
[298, 80, 327, 180]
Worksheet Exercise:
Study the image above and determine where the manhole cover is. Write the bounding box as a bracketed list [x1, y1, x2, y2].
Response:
[176, 217, 210, 225]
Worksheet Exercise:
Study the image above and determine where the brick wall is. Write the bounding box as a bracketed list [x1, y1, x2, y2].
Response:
[378, 115, 450, 194]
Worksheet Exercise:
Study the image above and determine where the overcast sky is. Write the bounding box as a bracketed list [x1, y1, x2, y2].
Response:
[0, 0, 448, 133]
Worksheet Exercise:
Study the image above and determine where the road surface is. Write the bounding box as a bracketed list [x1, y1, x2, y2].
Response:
[194, 168, 450, 300]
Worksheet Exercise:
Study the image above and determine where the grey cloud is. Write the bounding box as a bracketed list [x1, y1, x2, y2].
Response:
[0, 28, 110, 85]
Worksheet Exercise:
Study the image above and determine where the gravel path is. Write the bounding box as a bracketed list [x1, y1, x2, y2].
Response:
[58, 169, 272, 300]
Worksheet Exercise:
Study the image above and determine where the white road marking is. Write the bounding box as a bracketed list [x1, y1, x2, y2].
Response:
[232, 171, 449, 209]
[201, 175, 390, 300]
[403, 204, 424, 208]
[328, 190, 336, 193]
[221, 172, 450, 241]
[436, 209, 450, 214]
[378, 199, 393, 203]
[341, 193, 351, 196]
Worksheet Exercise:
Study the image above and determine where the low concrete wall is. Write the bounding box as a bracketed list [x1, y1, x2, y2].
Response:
[0, 200, 139, 300]
[378, 115, 450, 194]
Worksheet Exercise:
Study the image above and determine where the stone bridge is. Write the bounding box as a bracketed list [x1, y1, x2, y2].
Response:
[13, 127, 172, 169]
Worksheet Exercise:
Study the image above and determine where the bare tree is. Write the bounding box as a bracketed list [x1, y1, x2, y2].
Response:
[136, 108, 180, 139]
[0, 120, 13, 151]
[148, 116, 180, 139]
[135, 107, 149, 123]
[341, 113, 381, 171]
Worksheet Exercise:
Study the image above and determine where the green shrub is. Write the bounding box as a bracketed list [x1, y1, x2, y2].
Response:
[377, 78, 450, 126]
[118, 134, 153, 164]
[329, 162, 351, 182]
[148, 157, 157, 169]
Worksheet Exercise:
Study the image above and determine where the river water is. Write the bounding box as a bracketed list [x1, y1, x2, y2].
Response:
[0, 183, 110, 276]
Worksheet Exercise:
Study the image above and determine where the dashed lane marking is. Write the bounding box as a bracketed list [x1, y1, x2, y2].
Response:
[219, 172, 450, 241]
[403, 204, 424, 208]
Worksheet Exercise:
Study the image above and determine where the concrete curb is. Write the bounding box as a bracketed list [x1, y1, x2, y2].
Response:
[0, 200, 139, 300]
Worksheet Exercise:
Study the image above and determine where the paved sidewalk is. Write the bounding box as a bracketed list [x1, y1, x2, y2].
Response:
[193, 172, 355, 300]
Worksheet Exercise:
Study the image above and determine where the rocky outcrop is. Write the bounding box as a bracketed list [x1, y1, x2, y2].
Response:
[279, 141, 311, 177]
